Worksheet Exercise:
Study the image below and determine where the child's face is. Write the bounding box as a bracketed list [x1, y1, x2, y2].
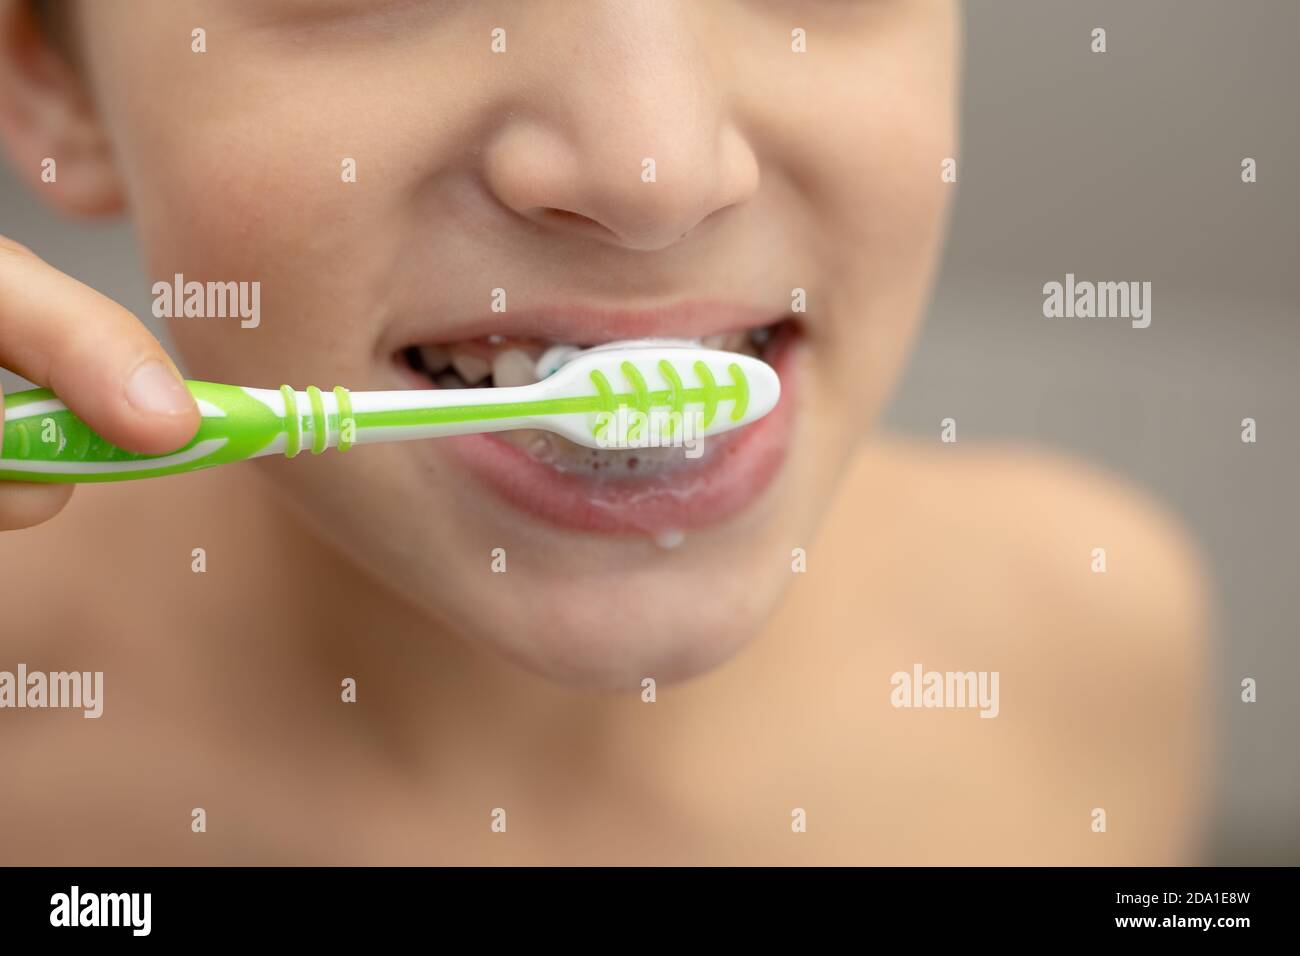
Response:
[76, 0, 956, 684]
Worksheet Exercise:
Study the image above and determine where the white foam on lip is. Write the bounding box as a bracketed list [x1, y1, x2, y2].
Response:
[516, 428, 716, 477]
[653, 529, 686, 550]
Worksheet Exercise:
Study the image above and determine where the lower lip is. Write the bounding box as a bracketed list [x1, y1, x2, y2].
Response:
[428, 335, 798, 535]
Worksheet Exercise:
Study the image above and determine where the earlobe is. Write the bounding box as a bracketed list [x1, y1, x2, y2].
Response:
[0, 0, 124, 217]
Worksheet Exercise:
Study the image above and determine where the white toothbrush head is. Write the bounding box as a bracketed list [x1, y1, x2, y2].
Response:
[531, 342, 781, 450]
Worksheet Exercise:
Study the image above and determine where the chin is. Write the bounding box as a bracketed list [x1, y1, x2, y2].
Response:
[446, 564, 787, 689]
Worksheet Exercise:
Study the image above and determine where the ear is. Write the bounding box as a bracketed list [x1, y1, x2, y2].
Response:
[0, 0, 124, 216]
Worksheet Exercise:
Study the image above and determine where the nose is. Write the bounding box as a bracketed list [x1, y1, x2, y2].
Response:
[482, 6, 760, 253]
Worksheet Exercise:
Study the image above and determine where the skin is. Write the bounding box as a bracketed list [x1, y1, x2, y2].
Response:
[0, 0, 1211, 863]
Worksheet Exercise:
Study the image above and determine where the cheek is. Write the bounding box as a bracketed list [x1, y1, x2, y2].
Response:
[819, 77, 956, 433]
[826, 122, 954, 422]
[136, 124, 406, 385]
[87, 41, 453, 381]
[164, 320, 243, 380]
[735, 7, 956, 439]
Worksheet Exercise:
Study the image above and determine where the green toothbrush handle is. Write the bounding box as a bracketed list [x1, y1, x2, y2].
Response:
[0, 381, 353, 483]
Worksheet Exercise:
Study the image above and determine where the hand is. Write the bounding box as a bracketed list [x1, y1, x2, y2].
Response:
[0, 235, 198, 529]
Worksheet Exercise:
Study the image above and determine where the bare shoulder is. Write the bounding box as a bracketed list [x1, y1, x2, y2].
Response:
[823, 437, 1214, 861]
[845, 434, 1213, 640]
[871, 435, 1214, 746]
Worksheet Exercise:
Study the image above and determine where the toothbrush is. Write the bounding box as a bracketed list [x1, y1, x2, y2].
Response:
[0, 343, 779, 483]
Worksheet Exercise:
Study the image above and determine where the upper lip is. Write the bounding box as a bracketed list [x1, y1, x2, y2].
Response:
[386, 300, 789, 350]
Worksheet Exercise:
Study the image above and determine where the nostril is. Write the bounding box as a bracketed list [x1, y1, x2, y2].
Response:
[534, 207, 619, 241]
[542, 208, 593, 225]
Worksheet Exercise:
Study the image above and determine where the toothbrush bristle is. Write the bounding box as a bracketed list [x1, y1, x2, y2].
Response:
[535, 344, 779, 451]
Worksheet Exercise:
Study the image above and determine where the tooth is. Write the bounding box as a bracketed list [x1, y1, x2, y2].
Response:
[419, 345, 451, 374]
[528, 434, 555, 462]
[491, 348, 539, 388]
[435, 371, 465, 390]
[451, 351, 491, 386]
[750, 326, 772, 346]
[536, 344, 581, 379]
[700, 334, 728, 350]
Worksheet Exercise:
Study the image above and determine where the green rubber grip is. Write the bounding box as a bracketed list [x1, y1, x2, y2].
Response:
[0, 382, 293, 483]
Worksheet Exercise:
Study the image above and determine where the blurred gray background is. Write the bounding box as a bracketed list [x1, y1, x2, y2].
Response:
[1, 0, 1296, 863]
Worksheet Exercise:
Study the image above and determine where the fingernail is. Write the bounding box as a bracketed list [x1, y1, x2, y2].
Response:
[125, 359, 193, 415]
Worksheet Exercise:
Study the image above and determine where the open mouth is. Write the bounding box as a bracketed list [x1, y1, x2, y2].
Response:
[394, 318, 795, 479]
[398, 322, 781, 390]
[390, 316, 799, 534]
